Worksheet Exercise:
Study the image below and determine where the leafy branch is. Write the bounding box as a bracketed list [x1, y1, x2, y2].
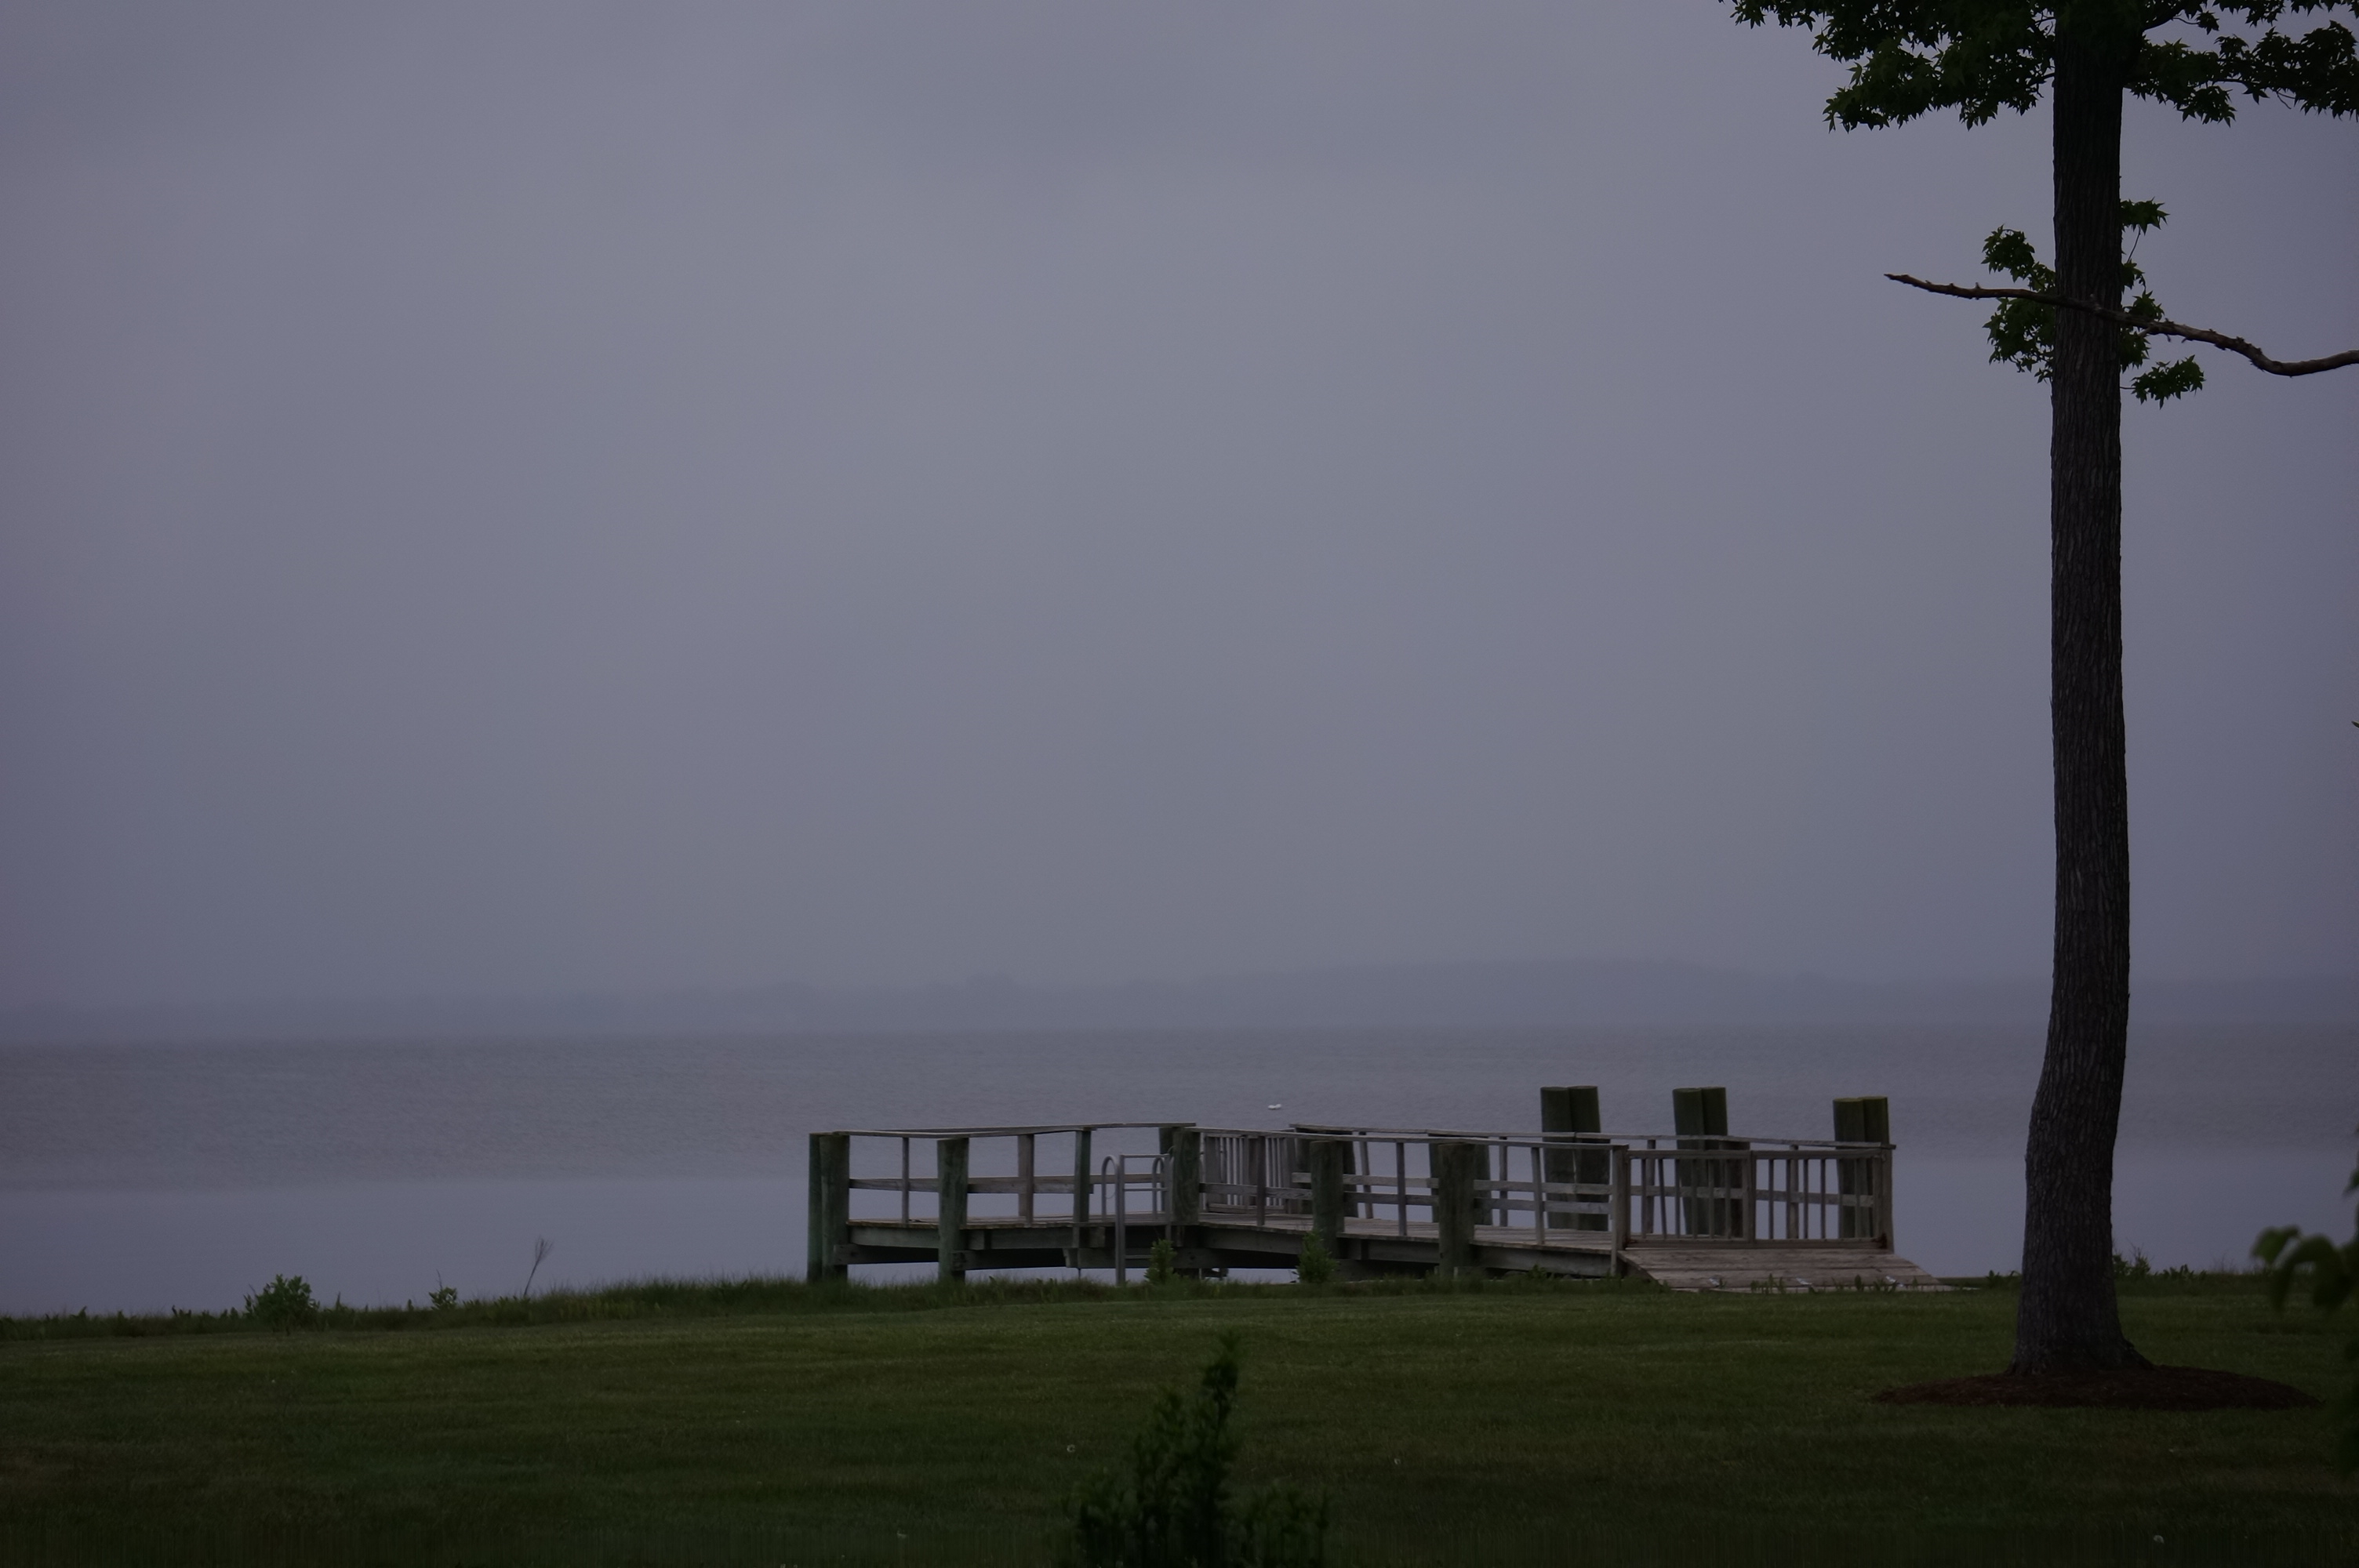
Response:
[1730, 4, 2359, 131]
[1891, 273, 2359, 381]
[1888, 201, 2358, 402]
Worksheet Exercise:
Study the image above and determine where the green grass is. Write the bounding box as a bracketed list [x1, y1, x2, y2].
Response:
[2, 1275, 2350, 1564]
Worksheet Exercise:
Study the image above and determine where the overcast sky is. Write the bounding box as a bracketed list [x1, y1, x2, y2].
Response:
[2, 2, 2353, 1008]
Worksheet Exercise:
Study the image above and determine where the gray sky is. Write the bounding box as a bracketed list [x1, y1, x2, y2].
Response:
[2, 2, 2353, 1008]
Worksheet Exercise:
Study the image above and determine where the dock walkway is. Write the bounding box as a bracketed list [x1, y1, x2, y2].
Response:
[809, 1093, 1946, 1290]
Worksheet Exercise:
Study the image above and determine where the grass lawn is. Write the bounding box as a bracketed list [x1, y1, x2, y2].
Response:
[1, 1276, 2350, 1564]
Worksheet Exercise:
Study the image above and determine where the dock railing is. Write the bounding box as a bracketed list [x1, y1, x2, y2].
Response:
[833, 1123, 1178, 1217]
[808, 1120, 1892, 1280]
[1269, 1126, 1890, 1249]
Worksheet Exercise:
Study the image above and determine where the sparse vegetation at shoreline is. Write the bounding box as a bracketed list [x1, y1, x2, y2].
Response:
[5, 1259, 2281, 1344]
[2, 1273, 2351, 1564]
[0, 1267, 1656, 1341]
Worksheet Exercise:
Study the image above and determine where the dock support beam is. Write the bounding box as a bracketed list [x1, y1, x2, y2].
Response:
[806, 1132, 849, 1283]
[1434, 1140, 1481, 1277]
[936, 1136, 969, 1283]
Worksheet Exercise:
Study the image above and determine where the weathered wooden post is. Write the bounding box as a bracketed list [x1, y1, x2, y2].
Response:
[1016, 1131, 1036, 1223]
[1433, 1140, 1481, 1277]
[805, 1131, 850, 1283]
[1540, 1085, 1604, 1231]
[1308, 1137, 1348, 1262]
[1672, 1087, 1730, 1236]
[1608, 1143, 1632, 1263]
[1160, 1125, 1202, 1228]
[1833, 1097, 1890, 1242]
[1833, 1098, 1862, 1240]
[1671, 1087, 1728, 1135]
[936, 1136, 969, 1283]
[1070, 1127, 1092, 1266]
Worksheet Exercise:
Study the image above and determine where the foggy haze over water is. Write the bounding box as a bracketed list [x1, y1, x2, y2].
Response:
[3, 3, 2355, 1010]
[2, 6, 2354, 1313]
[3, 1025, 2351, 1312]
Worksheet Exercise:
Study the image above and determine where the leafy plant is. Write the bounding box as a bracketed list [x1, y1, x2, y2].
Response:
[2255, 1146, 2359, 1471]
[243, 1274, 319, 1334]
[1295, 1239, 1334, 1287]
[1147, 1239, 1178, 1287]
[428, 1279, 460, 1312]
[1064, 1334, 1329, 1567]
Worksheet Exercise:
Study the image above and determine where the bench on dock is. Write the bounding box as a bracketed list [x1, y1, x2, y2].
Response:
[807, 1091, 1946, 1291]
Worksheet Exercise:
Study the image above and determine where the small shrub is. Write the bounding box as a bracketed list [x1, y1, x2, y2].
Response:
[2255, 1143, 2359, 1471]
[428, 1281, 459, 1312]
[1065, 1333, 1328, 1567]
[1147, 1239, 1178, 1287]
[244, 1274, 318, 1334]
[1295, 1239, 1334, 1287]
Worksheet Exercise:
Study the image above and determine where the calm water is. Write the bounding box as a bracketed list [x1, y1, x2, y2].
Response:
[2, 1025, 2350, 1313]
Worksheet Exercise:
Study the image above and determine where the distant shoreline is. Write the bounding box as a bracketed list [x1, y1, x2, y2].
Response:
[7, 960, 2355, 1044]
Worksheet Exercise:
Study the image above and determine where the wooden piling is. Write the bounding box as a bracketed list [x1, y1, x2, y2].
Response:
[1434, 1140, 1481, 1276]
[1070, 1127, 1092, 1262]
[1308, 1138, 1348, 1259]
[1016, 1132, 1036, 1222]
[1161, 1125, 1202, 1227]
[1672, 1087, 1732, 1236]
[1540, 1085, 1605, 1231]
[1672, 1086, 1728, 1138]
[1833, 1097, 1889, 1240]
[936, 1136, 969, 1282]
[805, 1131, 849, 1283]
[805, 1135, 824, 1279]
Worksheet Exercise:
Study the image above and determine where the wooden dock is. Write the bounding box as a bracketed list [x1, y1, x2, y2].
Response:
[808, 1091, 1946, 1291]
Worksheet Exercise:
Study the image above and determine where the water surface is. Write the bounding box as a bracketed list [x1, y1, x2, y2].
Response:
[2, 1025, 2348, 1312]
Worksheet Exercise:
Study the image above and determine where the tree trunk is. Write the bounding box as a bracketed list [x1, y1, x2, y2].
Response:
[2012, 20, 2148, 1374]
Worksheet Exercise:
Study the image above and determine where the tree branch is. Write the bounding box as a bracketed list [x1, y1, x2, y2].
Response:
[1886, 274, 2359, 377]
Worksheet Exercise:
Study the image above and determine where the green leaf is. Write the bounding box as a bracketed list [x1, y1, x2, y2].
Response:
[2132, 356, 2206, 404]
[1980, 227, 2045, 285]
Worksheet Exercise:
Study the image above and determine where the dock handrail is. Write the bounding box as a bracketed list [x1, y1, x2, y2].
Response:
[1103, 1152, 1171, 1285]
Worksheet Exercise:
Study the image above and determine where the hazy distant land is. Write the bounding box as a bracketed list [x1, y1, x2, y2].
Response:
[8, 960, 2355, 1044]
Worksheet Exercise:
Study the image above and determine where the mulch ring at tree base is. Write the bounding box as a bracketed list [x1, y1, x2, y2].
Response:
[1874, 1366, 2320, 1411]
